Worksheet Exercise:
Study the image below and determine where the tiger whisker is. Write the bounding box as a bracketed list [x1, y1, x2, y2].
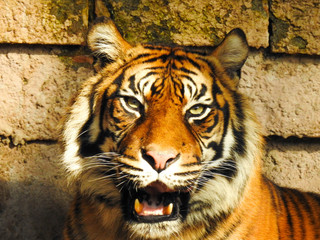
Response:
[76, 129, 90, 139]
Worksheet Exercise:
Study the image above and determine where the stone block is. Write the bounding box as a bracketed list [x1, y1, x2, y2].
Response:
[106, 0, 269, 48]
[0, 0, 88, 45]
[270, 0, 320, 55]
[263, 138, 320, 194]
[240, 50, 320, 138]
[0, 46, 93, 144]
[0, 142, 71, 239]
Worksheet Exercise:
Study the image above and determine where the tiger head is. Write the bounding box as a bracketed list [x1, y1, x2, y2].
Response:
[63, 18, 264, 239]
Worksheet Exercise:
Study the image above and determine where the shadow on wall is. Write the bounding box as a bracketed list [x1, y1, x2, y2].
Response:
[0, 178, 71, 240]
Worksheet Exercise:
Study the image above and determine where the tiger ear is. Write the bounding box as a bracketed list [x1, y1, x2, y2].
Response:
[87, 18, 132, 71]
[211, 28, 249, 85]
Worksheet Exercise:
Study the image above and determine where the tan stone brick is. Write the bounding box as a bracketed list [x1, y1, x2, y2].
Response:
[270, 0, 320, 55]
[0, 46, 93, 143]
[0, 0, 88, 45]
[263, 138, 320, 194]
[240, 50, 320, 138]
[107, 0, 269, 48]
[0, 142, 71, 239]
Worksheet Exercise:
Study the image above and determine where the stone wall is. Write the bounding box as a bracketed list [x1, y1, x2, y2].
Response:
[0, 0, 319, 239]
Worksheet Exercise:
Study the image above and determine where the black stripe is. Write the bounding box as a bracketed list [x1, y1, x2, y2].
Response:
[171, 64, 197, 75]
[196, 57, 216, 75]
[231, 93, 246, 156]
[265, 180, 281, 227]
[95, 194, 119, 207]
[128, 75, 138, 94]
[151, 78, 165, 95]
[79, 115, 103, 157]
[174, 55, 201, 70]
[219, 99, 230, 152]
[72, 194, 88, 240]
[172, 77, 184, 102]
[174, 170, 200, 176]
[132, 53, 153, 61]
[147, 66, 166, 70]
[99, 90, 108, 130]
[309, 193, 320, 238]
[280, 189, 294, 239]
[292, 190, 319, 239]
[188, 200, 212, 211]
[88, 77, 105, 114]
[179, 67, 197, 75]
[181, 74, 196, 84]
[196, 158, 237, 190]
[195, 169, 214, 191]
[288, 189, 305, 239]
[192, 112, 219, 132]
[211, 79, 223, 95]
[210, 100, 229, 162]
[232, 124, 246, 156]
[65, 214, 77, 240]
[181, 162, 202, 167]
[140, 71, 159, 81]
[197, 210, 234, 240]
[112, 70, 125, 87]
[202, 158, 237, 183]
[218, 218, 242, 240]
[142, 54, 170, 64]
[120, 164, 143, 172]
[195, 84, 208, 101]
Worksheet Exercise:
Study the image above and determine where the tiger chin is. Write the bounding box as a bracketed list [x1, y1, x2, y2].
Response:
[62, 18, 320, 240]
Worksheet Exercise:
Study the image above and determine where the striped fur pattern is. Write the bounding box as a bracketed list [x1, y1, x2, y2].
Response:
[62, 18, 320, 239]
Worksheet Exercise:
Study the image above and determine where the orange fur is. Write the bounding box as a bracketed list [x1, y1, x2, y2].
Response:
[62, 18, 320, 240]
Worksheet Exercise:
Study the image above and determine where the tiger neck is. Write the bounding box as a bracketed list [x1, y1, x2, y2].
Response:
[174, 172, 278, 240]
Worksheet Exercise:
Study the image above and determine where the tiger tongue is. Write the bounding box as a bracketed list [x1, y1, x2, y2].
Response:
[134, 199, 173, 216]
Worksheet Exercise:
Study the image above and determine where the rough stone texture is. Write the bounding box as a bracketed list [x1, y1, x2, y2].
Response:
[270, 0, 320, 55]
[0, 46, 93, 144]
[106, 0, 269, 48]
[0, 0, 88, 45]
[240, 50, 320, 138]
[0, 142, 71, 240]
[263, 138, 320, 194]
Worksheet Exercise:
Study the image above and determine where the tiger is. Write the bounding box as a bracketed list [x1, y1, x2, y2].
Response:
[62, 17, 320, 240]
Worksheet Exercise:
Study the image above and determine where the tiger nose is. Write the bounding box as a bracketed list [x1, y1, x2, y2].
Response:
[142, 149, 179, 172]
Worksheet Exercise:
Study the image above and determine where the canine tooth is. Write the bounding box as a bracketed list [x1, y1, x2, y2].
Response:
[134, 199, 143, 214]
[164, 203, 173, 215]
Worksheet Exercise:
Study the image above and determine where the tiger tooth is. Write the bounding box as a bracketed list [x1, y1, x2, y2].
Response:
[164, 203, 173, 215]
[134, 199, 143, 214]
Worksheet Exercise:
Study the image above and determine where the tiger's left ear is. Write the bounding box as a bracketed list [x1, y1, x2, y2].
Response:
[87, 18, 132, 70]
[211, 28, 249, 86]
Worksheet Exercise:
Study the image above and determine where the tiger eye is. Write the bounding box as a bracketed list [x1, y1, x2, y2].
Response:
[126, 97, 140, 110]
[189, 105, 205, 115]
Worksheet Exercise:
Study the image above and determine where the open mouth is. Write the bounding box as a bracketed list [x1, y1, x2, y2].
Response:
[121, 181, 190, 223]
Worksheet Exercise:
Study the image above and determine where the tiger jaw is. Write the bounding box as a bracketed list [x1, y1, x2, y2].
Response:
[134, 199, 173, 216]
[121, 181, 190, 224]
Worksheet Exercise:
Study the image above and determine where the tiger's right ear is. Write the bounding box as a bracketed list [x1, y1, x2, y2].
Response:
[211, 28, 249, 87]
[87, 18, 132, 70]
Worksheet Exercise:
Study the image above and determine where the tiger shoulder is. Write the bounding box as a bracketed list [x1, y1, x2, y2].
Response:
[61, 18, 320, 240]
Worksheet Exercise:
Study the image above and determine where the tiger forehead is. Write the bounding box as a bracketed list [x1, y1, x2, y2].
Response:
[120, 45, 215, 101]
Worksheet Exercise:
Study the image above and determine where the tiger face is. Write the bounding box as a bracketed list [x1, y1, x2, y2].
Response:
[63, 18, 263, 239]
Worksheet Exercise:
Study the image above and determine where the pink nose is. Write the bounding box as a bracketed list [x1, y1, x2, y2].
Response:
[145, 150, 178, 171]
